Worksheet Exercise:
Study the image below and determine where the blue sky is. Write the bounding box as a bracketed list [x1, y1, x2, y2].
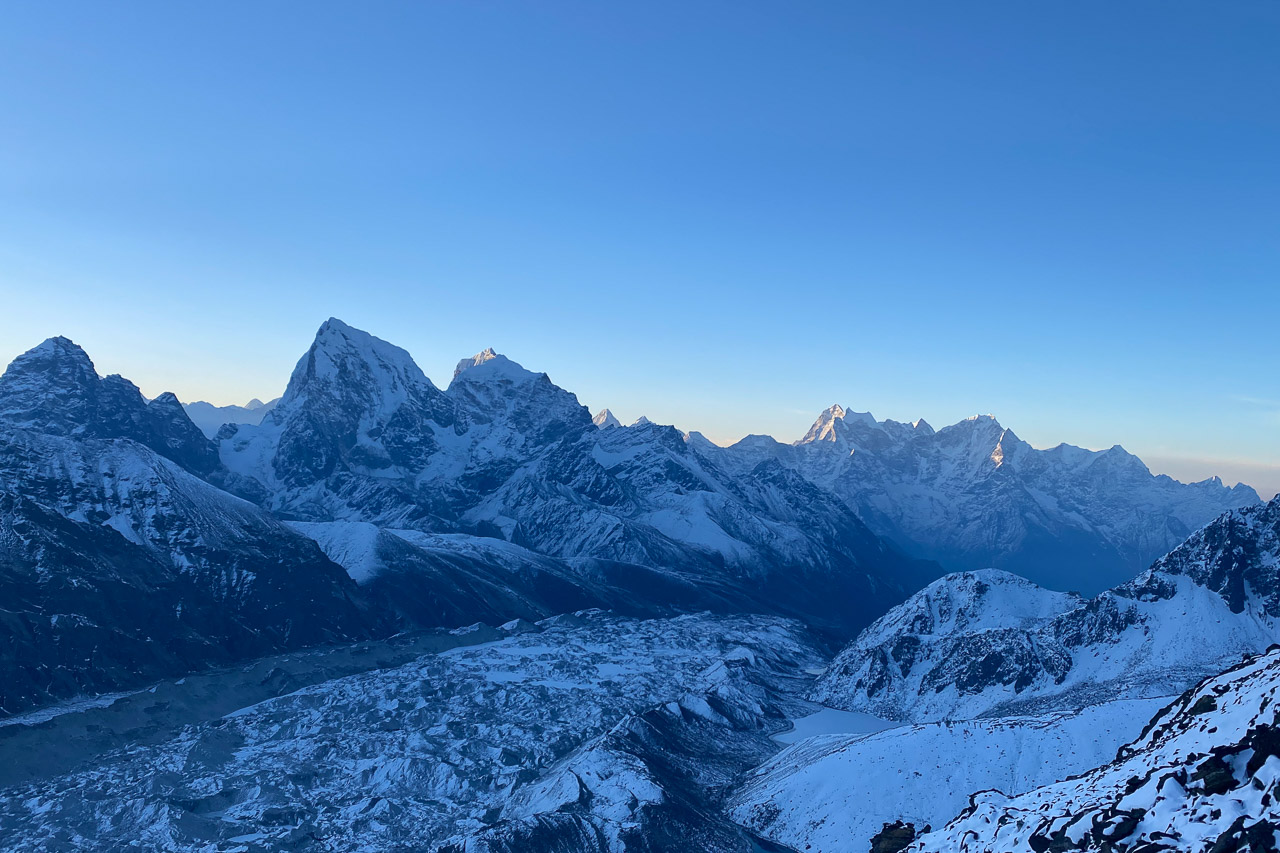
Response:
[1, 2, 1277, 496]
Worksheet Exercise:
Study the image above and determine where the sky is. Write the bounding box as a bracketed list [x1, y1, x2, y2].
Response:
[0, 2, 1277, 497]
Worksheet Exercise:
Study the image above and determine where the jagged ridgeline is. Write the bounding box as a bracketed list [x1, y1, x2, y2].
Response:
[719, 403, 1258, 595]
[0, 320, 927, 715]
[732, 495, 1280, 853]
[812, 495, 1280, 723]
[0, 319, 1272, 853]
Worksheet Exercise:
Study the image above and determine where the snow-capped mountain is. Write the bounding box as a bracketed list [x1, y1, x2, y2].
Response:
[813, 495, 1280, 721]
[218, 319, 931, 639]
[183, 396, 279, 438]
[592, 408, 622, 429]
[725, 404, 1259, 594]
[0, 339, 380, 715]
[910, 646, 1280, 852]
[0, 336, 222, 476]
[731, 696, 1167, 853]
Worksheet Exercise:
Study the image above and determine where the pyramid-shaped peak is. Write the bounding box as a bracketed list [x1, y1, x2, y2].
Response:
[279, 319, 443, 416]
[631, 415, 654, 427]
[593, 408, 622, 429]
[0, 337, 102, 429]
[797, 403, 880, 445]
[148, 391, 185, 409]
[3, 336, 97, 383]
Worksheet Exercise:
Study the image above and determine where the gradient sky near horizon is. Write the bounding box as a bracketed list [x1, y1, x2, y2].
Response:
[1, 2, 1277, 497]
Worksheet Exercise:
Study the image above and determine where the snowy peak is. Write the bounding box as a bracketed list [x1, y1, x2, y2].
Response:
[797, 404, 846, 445]
[592, 408, 622, 429]
[448, 348, 541, 387]
[0, 337, 220, 474]
[989, 427, 1029, 468]
[631, 415, 654, 427]
[857, 569, 1081, 648]
[795, 404, 887, 452]
[248, 319, 457, 488]
[451, 347, 501, 380]
[280, 318, 447, 416]
[183, 396, 280, 438]
[0, 336, 101, 433]
[446, 348, 589, 437]
[1136, 494, 1280, 616]
[815, 498, 1280, 722]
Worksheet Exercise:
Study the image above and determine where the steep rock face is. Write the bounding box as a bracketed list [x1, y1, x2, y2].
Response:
[447, 347, 596, 495]
[592, 409, 622, 430]
[463, 418, 928, 639]
[221, 321, 932, 640]
[0, 338, 220, 476]
[726, 407, 1259, 594]
[219, 318, 462, 527]
[910, 647, 1280, 852]
[812, 497, 1280, 721]
[0, 428, 376, 715]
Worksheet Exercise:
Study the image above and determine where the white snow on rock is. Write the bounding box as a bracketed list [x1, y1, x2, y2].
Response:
[592, 408, 622, 429]
[733, 696, 1167, 853]
[723, 404, 1260, 594]
[910, 648, 1280, 852]
[813, 497, 1280, 722]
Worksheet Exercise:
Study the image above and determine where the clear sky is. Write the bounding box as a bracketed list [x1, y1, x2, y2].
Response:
[1, 2, 1277, 497]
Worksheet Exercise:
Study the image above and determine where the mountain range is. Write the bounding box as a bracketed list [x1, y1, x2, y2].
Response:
[0, 317, 1274, 853]
[812, 494, 1280, 722]
[182, 397, 279, 439]
[721, 404, 1258, 594]
[0, 318, 1260, 717]
[731, 493, 1280, 852]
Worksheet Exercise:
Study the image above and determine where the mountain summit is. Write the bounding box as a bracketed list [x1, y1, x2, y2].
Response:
[727, 405, 1259, 593]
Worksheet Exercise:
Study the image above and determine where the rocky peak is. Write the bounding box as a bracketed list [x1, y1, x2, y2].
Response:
[1139, 495, 1280, 615]
[447, 349, 589, 439]
[796, 404, 883, 449]
[278, 318, 452, 423]
[592, 409, 622, 429]
[0, 337, 101, 434]
[265, 320, 457, 485]
[0, 338, 220, 474]
[451, 347, 503, 380]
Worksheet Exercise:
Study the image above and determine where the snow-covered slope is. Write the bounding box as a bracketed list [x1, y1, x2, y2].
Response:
[183, 397, 279, 438]
[731, 696, 1167, 853]
[0, 336, 222, 476]
[0, 612, 824, 853]
[287, 520, 635, 629]
[813, 496, 1280, 721]
[725, 405, 1259, 594]
[911, 647, 1280, 852]
[219, 319, 932, 639]
[0, 336, 391, 715]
